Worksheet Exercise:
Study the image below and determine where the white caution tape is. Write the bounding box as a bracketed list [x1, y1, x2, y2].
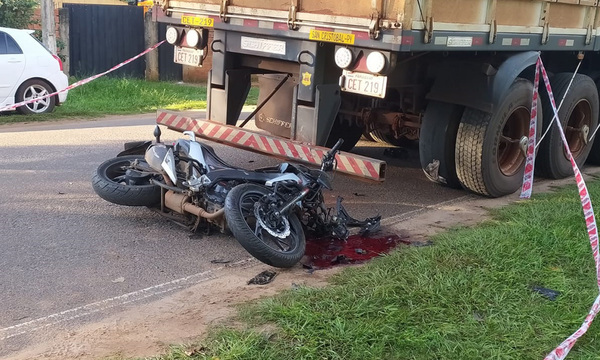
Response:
[0, 40, 165, 113]
[520, 56, 600, 359]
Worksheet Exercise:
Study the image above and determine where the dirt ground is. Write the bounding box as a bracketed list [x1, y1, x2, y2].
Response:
[4, 173, 593, 360]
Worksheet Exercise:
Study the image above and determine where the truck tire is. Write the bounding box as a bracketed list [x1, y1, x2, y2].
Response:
[419, 100, 464, 188]
[369, 129, 416, 148]
[537, 73, 599, 178]
[326, 119, 363, 151]
[583, 77, 600, 165]
[326, 95, 364, 151]
[455, 78, 542, 197]
[92, 156, 161, 206]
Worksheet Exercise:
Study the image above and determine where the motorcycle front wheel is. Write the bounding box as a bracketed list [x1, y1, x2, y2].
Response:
[92, 155, 161, 206]
[225, 183, 306, 268]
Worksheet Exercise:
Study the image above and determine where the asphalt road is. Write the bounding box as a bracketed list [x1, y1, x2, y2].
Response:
[0, 112, 469, 356]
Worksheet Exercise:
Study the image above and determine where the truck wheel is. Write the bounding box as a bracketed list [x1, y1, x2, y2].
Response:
[369, 129, 416, 148]
[326, 119, 363, 151]
[455, 78, 542, 197]
[419, 101, 464, 188]
[537, 73, 599, 178]
[326, 95, 364, 151]
[583, 77, 600, 165]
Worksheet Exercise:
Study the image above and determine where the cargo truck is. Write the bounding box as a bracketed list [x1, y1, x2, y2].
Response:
[152, 0, 600, 197]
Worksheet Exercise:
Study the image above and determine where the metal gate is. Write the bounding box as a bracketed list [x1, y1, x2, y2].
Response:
[66, 4, 145, 78]
[158, 22, 182, 81]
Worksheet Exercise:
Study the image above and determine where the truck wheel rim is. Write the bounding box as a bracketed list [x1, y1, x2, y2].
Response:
[564, 99, 592, 159]
[498, 106, 529, 176]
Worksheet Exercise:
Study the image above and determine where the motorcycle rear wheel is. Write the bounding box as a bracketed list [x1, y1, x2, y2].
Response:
[92, 155, 161, 206]
[225, 183, 306, 268]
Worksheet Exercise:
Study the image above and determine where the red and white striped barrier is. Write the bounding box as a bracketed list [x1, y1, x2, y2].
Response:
[520, 57, 600, 359]
[0, 40, 166, 113]
[156, 110, 387, 181]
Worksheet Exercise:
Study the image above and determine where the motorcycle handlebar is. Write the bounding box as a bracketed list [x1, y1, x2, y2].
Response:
[320, 138, 344, 171]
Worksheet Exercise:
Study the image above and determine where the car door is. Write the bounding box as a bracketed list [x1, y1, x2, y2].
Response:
[0, 31, 26, 106]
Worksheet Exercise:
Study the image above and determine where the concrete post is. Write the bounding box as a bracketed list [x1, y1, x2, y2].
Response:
[58, 8, 70, 75]
[41, 0, 57, 54]
[144, 10, 159, 81]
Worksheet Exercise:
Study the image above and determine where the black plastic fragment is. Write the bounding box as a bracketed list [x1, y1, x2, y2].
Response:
[532, 286, 561, 301]
[248, 270, 277, 285]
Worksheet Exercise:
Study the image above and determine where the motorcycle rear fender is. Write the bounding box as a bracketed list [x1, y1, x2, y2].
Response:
[265, 173, 301, 187]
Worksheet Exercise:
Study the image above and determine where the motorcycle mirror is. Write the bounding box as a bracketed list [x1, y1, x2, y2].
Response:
[154, 125, 162, 143]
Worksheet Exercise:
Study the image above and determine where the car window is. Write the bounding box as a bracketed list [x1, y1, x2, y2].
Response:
[0, 32, 23, 55]
[6, 33, 22, 54]
[0, 33, 6, 54]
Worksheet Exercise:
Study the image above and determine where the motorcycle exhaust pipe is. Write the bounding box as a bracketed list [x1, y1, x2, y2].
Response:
[164, 191, 224, 220]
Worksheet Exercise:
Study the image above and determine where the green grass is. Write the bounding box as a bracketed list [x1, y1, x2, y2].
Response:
[0, 77, 259, 125]
[148, 181, 600, 360]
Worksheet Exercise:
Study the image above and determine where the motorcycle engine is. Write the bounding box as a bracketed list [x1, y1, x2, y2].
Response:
[205, 181, 234, 206]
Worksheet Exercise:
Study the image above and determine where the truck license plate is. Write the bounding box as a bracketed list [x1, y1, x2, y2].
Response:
[341, 71, 387, 98]
[174, 47, 203, 67]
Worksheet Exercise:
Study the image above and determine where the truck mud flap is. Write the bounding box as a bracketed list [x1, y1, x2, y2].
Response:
[156, 110, 386, 182]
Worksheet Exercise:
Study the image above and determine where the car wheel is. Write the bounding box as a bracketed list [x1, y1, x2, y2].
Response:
[16, 79, 56, 115]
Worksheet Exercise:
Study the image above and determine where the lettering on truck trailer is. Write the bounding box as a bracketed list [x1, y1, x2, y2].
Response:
[309, 30, 355, 45]
[240, 36, 286, 55]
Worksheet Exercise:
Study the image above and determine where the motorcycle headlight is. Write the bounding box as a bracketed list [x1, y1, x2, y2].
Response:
[366, 51, 386, 74]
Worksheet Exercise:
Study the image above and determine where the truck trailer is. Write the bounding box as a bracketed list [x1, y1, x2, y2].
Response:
[152, 0, 600, 197]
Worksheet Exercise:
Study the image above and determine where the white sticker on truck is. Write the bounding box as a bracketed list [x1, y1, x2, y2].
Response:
[240, 36, 286, 55]
[447, 36, 473, 47]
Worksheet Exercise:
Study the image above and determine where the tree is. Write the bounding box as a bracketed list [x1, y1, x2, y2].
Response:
[0, 0, 38, 29]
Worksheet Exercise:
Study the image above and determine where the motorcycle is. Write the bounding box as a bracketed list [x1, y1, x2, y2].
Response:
[92, 126, 380, 268]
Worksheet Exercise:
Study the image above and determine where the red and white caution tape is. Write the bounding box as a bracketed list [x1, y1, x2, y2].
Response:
[538, 56, 600, 360]
[520, 56, 600, 359]
[519, 57, 541, 199]
[0, 40, 165, 113]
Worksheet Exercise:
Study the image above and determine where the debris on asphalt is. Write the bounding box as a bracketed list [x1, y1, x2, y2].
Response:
[210, 259, 231, 264]
[248, 270, 277, 285]
[111, 277, 125, 283]
[353, 192, 366, 197]
[383, 147, 408, 159]
[532, 286, 561, 301]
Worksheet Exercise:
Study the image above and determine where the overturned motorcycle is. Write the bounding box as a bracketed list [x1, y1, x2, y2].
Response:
[92, 126, 380, 268]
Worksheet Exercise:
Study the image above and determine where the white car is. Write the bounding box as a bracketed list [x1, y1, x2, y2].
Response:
[0, 27, 68, 114]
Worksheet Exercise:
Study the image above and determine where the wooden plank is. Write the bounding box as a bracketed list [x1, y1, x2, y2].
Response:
[431, 0, 487, 24]
[548, 2, 586, 27]
[230, 0, 288, 10]
[298, 0, 374, 18]
[496, 0, 543, 27]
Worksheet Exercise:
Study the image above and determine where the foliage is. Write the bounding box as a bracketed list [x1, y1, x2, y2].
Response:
[152, 182, 600, 359]
[0, 77, 258, 124]
[0, 0, 38, 29]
